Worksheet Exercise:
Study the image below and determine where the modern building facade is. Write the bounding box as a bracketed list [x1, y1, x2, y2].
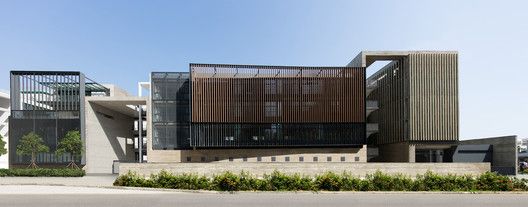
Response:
[348, 51, 459, 162]
[7, 50, 460, 173]
[0, 91, 9, 168]
[8, 71, 109, 167]
[148, 64, 368, 163]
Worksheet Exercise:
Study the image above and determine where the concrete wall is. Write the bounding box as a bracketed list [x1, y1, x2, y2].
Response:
[120, 162, 490, 177]
[0, 92, 9, 169]
[103, 84, 130, 97]
[375, 143, 415, 162]
[459, 136, 518, 175]
[149, 146, 367, 163]
[85, 99, 135, 174]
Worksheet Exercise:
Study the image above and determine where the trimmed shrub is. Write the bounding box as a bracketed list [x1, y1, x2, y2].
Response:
[314, 172, 343, 191]
[264, 171, 313, 191]
[340, 172, 362, 191]
[476, 171, 514, 191]
[211, 171, 242, 191]
[0, 168, 85, 177]
[152, 170, 209, 190]
[113, 171, 156, 187]
[413, 172, 476, 191]
[113, 170, 528, 192]
[362, 171, 413, 191]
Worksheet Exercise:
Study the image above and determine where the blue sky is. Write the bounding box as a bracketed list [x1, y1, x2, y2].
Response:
[0, 0, 527, 140]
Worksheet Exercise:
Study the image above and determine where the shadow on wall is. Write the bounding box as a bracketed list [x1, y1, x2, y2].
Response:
[179, 147, 364, 162]
[90, 102, 129, 161]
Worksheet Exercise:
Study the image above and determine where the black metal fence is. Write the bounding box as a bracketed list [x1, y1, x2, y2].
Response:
[9, 71, 109, 165]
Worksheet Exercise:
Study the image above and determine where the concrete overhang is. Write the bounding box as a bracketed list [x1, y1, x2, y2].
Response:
[347, 51, 458, 67]
[86, 96, 147, 117]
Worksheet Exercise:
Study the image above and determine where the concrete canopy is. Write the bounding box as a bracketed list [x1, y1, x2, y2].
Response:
[347, 51, 458, 68]
[86, 96, 146, 117]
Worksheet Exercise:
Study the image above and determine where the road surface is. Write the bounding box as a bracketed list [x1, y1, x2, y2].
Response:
[0, 185, 526, 207]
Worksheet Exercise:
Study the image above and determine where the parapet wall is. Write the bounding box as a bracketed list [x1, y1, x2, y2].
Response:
[119, 162, 490, 177]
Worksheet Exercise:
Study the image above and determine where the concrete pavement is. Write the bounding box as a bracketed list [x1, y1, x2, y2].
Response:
[0, 174, 117, 187]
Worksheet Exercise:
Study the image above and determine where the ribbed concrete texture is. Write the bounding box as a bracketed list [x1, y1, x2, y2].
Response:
[119, 162, 490, 177]
[357, 51, 458, 145]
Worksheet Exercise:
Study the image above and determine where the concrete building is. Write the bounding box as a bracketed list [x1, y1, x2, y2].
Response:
[449, 135, 518, 175]
[0, 90, 9, 169]
[348, 51, 459, 162]
[8, 50, 469, 174]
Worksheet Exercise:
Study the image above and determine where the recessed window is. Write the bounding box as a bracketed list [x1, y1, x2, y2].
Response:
[313, 157, 318, 162]
[186, 157, 191, 162]
[327, 157, 332, 162]
[257, 157, 262, 162]
[229, 157, 234, 162]
[341, 156, 346, 162]
[285, 157, 290, 162]
[299, 156, 304, 162]
[243, 157, 248, 162]
[355, 157, 360, 162]
[201, 157, 206, 162]
[271, 157, 276, 162]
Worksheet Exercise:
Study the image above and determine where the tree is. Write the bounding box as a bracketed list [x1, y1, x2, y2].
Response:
[0, 134, 6, 156]
[56, 130, 82, 169]
[16, 132, 49, 168]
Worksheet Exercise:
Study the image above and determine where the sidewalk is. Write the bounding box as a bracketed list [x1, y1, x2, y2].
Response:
[0, 175, 118, 187]
[0, 185, 172, 194]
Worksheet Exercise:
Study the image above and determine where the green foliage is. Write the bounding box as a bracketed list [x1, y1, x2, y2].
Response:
[263, 171, 313, 191]
[211, 171, 243, 191]
[16, 132, 49, 156]
[152, 170, 210, 190]
[56, 130, 83, 158]
[0, 168, 85, 177]
[0, 134, 6, 156]
[413, 172, 476, 191]
[360, 171, 413, 191]
[476, 171, 515, 191]
[56, 130, 83, 168]
[113, 170, 528, 192]
[314, 172, 343, 191]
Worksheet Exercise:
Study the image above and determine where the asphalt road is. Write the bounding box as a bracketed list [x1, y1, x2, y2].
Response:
[1, 192, 528, 207]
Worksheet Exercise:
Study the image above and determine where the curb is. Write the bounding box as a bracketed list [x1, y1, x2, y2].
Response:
[2, 183, 528, 194]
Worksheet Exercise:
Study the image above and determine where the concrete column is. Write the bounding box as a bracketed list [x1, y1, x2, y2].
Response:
[408, 144, 416, 163]
[435, 150, 443, 162]
[138, 106, 143, 163]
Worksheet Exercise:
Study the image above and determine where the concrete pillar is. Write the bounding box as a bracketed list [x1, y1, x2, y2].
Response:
[138, 106, 143, 163]
[408, 144, 416, 163]
[435, 150, 443, 162]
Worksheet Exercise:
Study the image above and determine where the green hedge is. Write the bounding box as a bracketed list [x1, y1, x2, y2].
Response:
[0, 168, 85, 177]
[113, 170, 528, 191]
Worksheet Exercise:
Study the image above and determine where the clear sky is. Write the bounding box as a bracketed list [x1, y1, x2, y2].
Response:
[0, 0, 527, 140]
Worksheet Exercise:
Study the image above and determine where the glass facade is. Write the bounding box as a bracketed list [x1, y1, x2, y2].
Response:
[151, 64, 366, 150]
[151, 72, 191, 149]
[191, 123, 365, 148]
[9, 71, 109, 165]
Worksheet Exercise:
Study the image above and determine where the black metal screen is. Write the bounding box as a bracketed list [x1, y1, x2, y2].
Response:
[191, 123, 365, 148]
[9, 71, 109, 165]
[151, 72, 191, 150]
